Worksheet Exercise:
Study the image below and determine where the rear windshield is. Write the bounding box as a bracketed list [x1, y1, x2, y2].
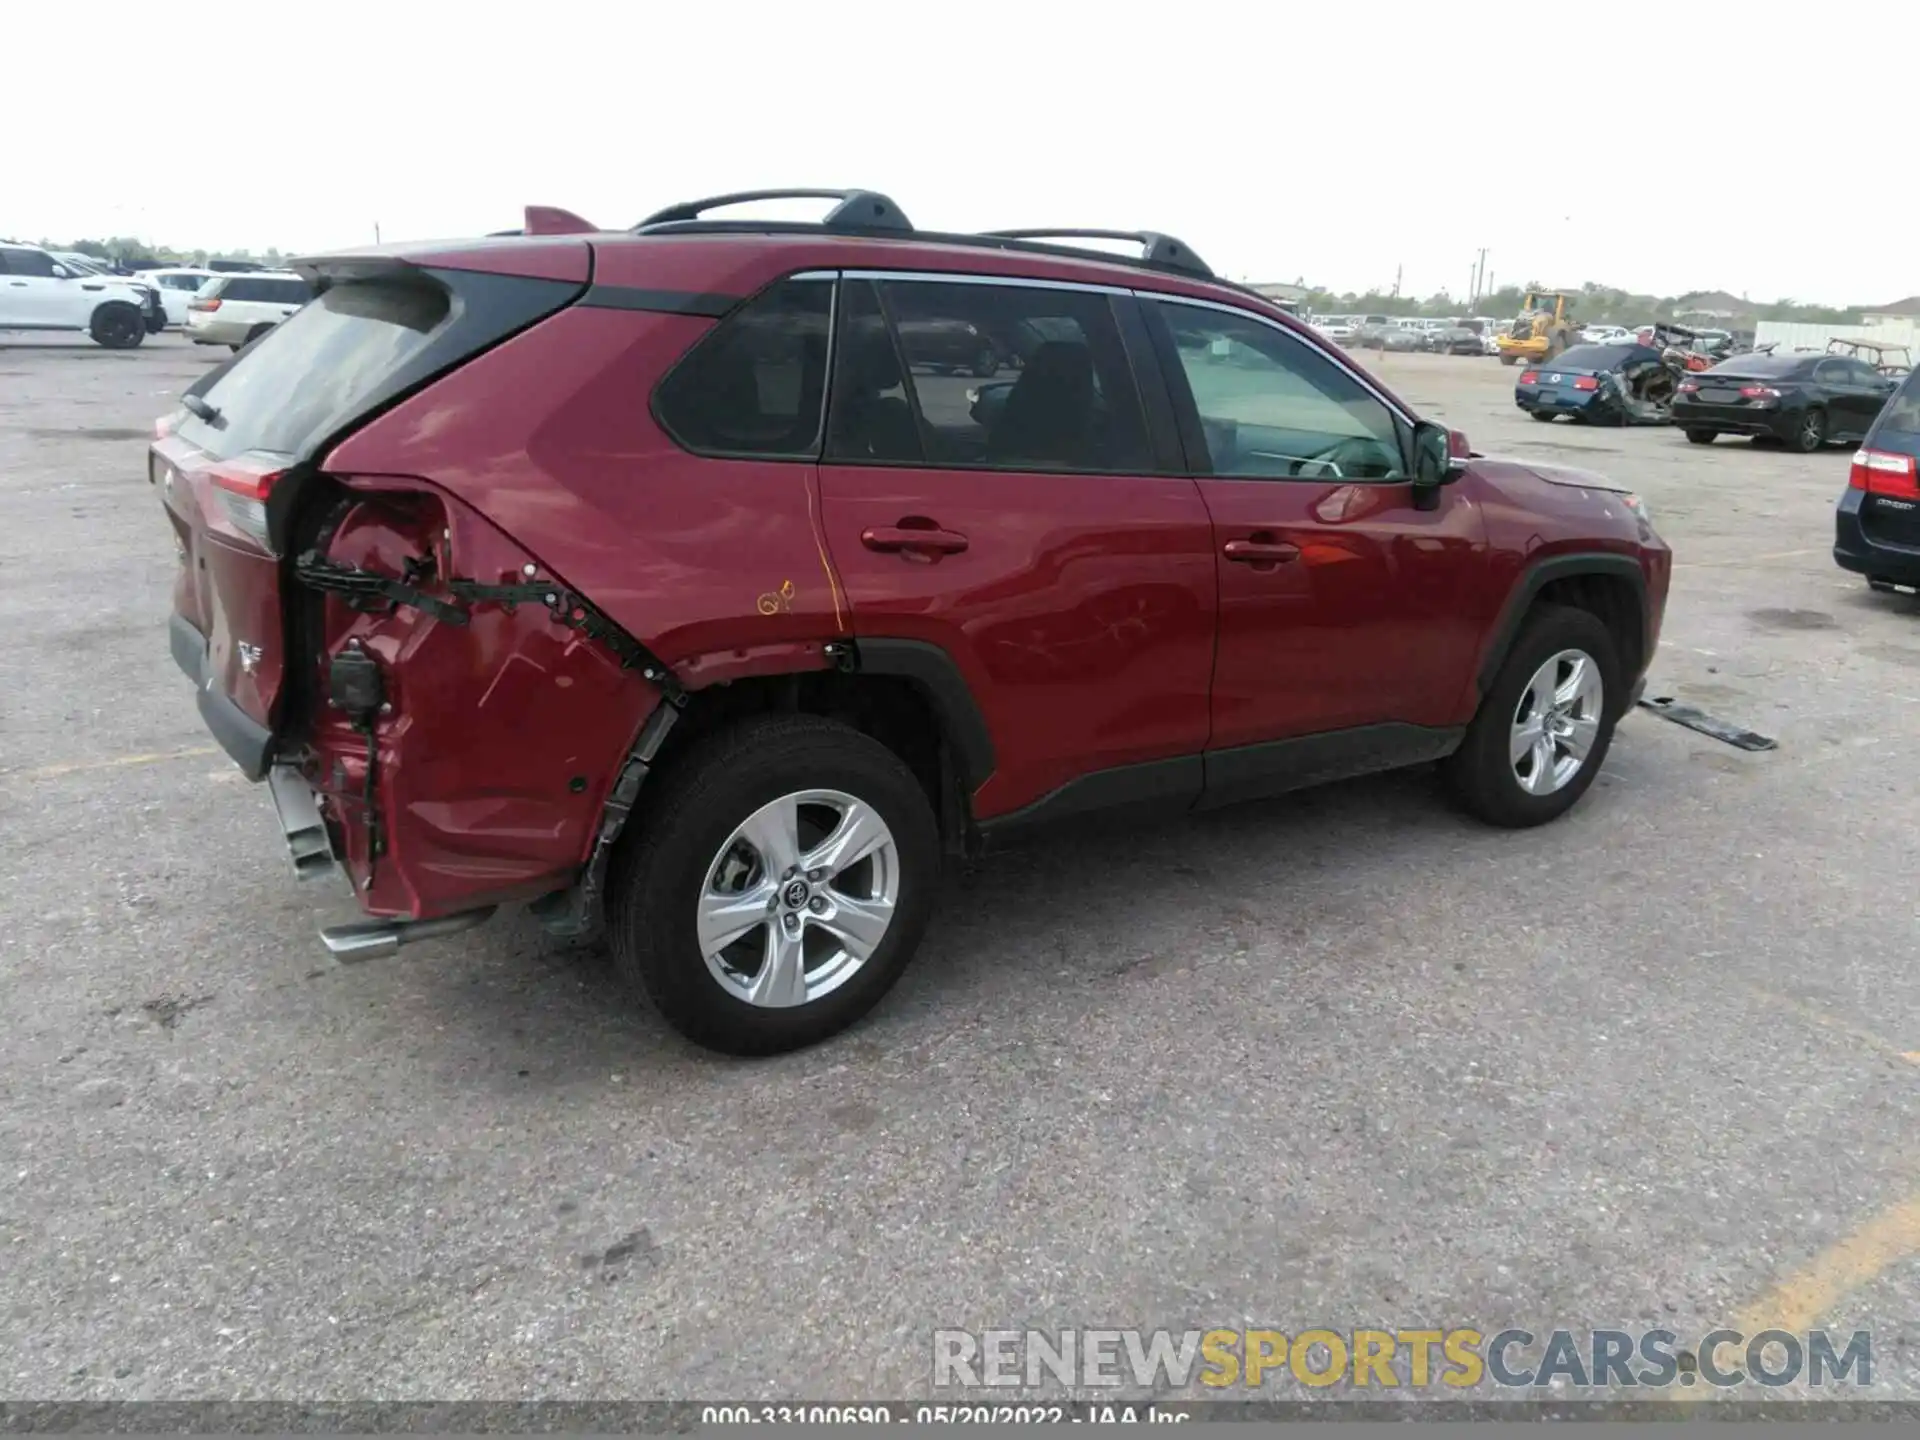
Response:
[1548, 344, 1639, 371]
[176, 280, 450, 460]
[1708, 354, 1809, 379]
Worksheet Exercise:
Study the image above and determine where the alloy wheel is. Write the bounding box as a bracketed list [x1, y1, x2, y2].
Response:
[1509, 649, 1604, 796]
[697, 789, 900, 1008]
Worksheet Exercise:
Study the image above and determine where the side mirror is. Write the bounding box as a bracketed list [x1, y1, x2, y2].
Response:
[1411, 422, 1468, 511]
[49, 263, 71, 279]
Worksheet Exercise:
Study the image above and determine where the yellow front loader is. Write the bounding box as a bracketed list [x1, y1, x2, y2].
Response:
[1496, 291, 1577, 366]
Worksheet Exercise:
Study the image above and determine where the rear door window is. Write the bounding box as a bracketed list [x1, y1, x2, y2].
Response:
[174, 279, 452, 461]
[653, 278, 832, 458]
[830, 278, 1152, 474]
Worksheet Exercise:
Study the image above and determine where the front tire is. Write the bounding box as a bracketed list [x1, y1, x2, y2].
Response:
[89, 302, 145, 349]
[1442, 605, 1621, 828]
[1500, 354, 1518, 366]
[1685, 429, 1718, 444]
[606, 714, 940, 1055]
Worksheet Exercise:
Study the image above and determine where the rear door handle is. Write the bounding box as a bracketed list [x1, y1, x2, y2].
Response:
[862, 525, 969, 555]
[1222, 539, 1300, 563]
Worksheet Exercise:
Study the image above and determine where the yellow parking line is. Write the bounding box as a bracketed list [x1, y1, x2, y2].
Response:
[1680, 548, 1822, 569]
[8, 747, 219, 781]
[1734, 1194, 1920, 1334]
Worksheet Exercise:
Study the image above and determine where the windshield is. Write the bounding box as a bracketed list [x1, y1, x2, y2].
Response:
[1548, 344, 1644, 371]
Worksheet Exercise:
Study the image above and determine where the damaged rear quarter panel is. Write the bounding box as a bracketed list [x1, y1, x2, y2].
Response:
[307, 482, 661, 920]
[321, 304, 849, 676]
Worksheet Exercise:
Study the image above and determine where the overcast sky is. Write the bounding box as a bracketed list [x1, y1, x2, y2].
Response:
[10, 1, 1914, 305]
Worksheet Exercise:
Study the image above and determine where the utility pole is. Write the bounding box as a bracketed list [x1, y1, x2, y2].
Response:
[1469, 247, 1489, 305]
[374, 222, 382, 244]
[1391, 263, 1402, 299]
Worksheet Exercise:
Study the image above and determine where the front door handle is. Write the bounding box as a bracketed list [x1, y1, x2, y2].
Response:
[1223, 538, 1300, 564]
[862, 525, 969, 556]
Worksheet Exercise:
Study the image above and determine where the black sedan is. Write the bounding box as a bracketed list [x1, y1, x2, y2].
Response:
[1674, 352, 1899, 452]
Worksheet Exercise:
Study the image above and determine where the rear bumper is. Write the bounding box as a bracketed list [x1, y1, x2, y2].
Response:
[1516, 391, 1615, 422]
[1671, 401, 1792, 438]
[185, 317, 248, 346]
[1835, 493, 1920, 584]
[170, 612, 273, 779]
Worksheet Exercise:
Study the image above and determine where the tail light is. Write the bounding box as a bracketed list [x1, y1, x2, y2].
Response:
[1447, 428, 1471, 461]
[1850, 448, 1920, 497]
[1519, 370, 1539, 384]
[189, 297, 221, 312]
[1677, 379, 1700, 394]
[1739, 385, 1781, 400]
[208, 453, 286, 548]
[1573, 376, 1600, 391]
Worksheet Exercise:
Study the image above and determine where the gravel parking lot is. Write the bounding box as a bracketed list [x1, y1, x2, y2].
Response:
[2, 333, 1916, 1405]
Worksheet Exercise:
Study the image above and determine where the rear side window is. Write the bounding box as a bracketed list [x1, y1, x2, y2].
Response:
[654, 279, 832, 457]
[175, 280, 451, 461]
[829, 278, 1152, 474]
[1872, 370, 1920, 448]
[223, 276, 310, 303]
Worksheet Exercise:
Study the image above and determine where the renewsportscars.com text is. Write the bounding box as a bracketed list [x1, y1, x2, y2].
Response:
[935, 1327, 1873, 1391]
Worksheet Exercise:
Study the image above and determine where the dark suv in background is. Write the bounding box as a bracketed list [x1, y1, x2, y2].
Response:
[152, 188, 1670, 1054]
[1837, 366, 1920, 594]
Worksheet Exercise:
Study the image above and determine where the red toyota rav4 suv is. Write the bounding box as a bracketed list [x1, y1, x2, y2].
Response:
[152, 189, 1669, 1054]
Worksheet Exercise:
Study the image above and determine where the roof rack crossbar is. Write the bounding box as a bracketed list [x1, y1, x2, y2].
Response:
[977, 228, 1214, 279]
[636, 188, 912, 233]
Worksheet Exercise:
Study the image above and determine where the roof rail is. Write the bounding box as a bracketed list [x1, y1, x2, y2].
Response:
[636, 188, 912, 233]
[621, 189, 1224, 285]
[977, 229, 1213, 280]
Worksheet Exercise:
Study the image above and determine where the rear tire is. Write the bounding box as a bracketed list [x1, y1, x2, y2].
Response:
[1442, 605, 1622, 829]
[88, 302, 145, 350]
[1685, 429, 1718, 444]
[971, 347, 998, 378]
[243, 323, 275, 348]
[1788, 406, 1826, 453]
[1500, 354, 1518, 366]
[605, 714, 940, 1055]
[1530, 411, 1556, 422]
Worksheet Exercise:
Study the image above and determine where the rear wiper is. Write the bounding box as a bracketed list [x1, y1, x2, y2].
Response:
[181, 394, 220, 423]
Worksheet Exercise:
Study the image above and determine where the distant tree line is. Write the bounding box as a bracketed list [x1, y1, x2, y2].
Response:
[39, 236, 287, 269]
[1296, 280, 1862, 328]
